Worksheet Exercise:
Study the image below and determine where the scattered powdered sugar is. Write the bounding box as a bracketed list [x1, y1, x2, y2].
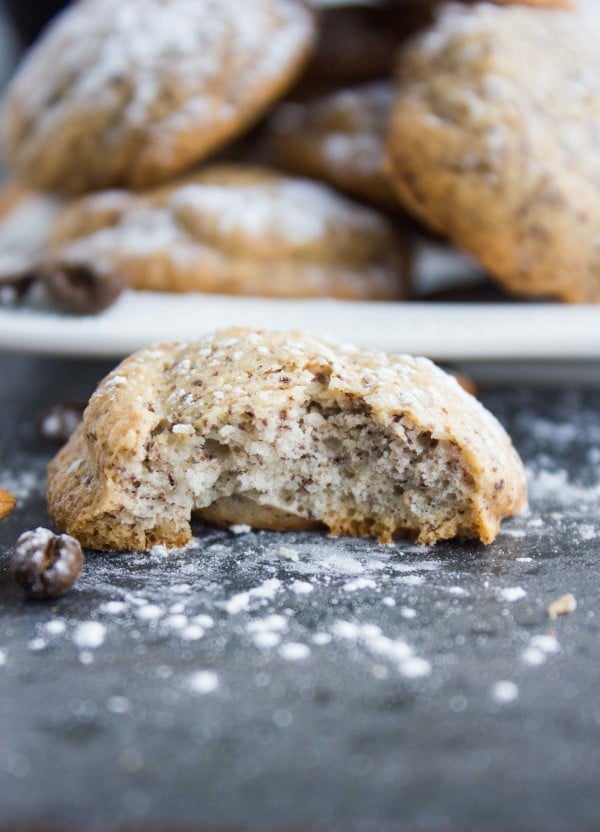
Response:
[100, 601, 127, 615]
[0, 467, 46, 502]
[278, 546, 299, 562]
[43, 620, 66, 635]
[279, 642, 310, 661]
[289, 580, 313, 595]
[224, 578, 282, 615]
[342, 577, 376, 592]
[498, 587, 527, 603]
[72, 622, 106, 649]
[135, 604, 163, 621]
[188, 670, 219, 695]
[491, 680, 519, 705]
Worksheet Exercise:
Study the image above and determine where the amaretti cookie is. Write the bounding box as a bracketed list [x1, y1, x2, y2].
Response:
[47, 328, 527, 551]
[267, 82, 398, 211]
[1, 0, 315, 193]
[387, 2, 599, 303]
[49, 165, 409, 300]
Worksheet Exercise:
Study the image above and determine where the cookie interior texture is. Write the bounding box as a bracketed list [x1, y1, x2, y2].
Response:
[48, 165, 409, 300]
[47, 329, 526, 551]
[1, 0, 315, 193]
[388, 2, 598, 302]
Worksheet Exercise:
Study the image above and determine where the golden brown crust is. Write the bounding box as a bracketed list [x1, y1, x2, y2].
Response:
[2, 0, 315, 194]
[388, 2, 599, 303]
[48, 328, 526, 551]
[49, 165, 409, 300]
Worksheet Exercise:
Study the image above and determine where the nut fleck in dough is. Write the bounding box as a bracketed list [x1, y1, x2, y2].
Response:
[267, 82, 399, 211]
[47, 328, 527, 551]
[1, 0, 315, 193]
[49, 165, 409, 300]
[387, 2, 600, 303]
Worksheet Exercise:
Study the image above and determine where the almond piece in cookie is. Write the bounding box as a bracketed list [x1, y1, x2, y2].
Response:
[49, 165, 410, 300]
[47, 329, 527, 551]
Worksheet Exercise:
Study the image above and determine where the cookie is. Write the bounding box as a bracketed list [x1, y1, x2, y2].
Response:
[49, 165, 409, 300]
[47, 328, 527, 551]
[266, 82, 398, 211]
[1, 0, 315, 194]
[387, 2, 599, 302]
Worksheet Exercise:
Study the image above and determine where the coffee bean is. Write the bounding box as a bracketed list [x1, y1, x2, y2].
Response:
[0, 490, 16, 521]
[42, 259, 125, 314]
[39, 401, 86, 444]
[12, 527, 84, 599]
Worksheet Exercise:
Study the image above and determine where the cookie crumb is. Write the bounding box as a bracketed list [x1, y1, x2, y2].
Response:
[230, 524, 252, 535]
[547, 593, 577, 619]
[278, 546, 299, 562]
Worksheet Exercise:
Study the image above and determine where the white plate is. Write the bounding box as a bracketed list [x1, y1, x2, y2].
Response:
[1, 291, 599, 361]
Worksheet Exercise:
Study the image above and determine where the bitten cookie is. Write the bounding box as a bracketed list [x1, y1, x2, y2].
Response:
[2, 0, 315, 193]
[47, 328, 526, 551]
[387, 2, 599, 303]
[266, 82, 398, 211]
[49, 165, 409, 300]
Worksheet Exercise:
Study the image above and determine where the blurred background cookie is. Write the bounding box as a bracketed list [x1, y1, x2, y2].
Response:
[263, 81, 399, 212]
[388, 1, 598, 302]
[1, 0, 316, 193]
[50, 165, 411, 300]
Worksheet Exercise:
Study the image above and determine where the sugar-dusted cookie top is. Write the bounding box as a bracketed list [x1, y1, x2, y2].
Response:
[2, 0, 315, 193]
[388, 2, 599, 302]
[48, 328, 526, 551]
[49, 165, 410, 300]
[267, 82, 398, 211]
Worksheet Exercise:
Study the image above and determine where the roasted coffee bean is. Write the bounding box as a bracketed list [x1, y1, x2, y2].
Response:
[12, 527, 84, 599]
[42, 260, 125, 314]
[0, 259, 39, 305]
[0, 489, 16, 521]
[39, 401, 86, 444]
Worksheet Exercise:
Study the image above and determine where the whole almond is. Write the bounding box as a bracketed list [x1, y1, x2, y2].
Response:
[0, 490, 16, 520]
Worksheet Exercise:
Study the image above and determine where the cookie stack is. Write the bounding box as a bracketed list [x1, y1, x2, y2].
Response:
[0, 0, 594, 309]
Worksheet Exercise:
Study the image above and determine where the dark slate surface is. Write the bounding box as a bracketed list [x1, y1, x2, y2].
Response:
[1, 353, 600, 832]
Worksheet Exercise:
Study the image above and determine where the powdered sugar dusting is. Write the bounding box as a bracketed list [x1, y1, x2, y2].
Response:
[7, 0, 314, 180]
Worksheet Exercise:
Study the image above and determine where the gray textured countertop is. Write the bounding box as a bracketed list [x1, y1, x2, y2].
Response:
[1, 353, 599, 831]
